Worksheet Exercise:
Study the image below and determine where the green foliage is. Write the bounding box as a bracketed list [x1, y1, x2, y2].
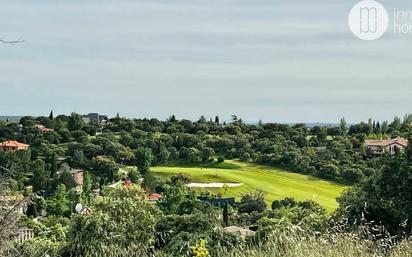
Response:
[271, 197, 297, 210]
[82, 171, 92, 202]
[72, 150, 87, 167]
[47, 184, 69, 216]
[337, 150, 412, 235]
[31, 159, 50, 192]
[240, 152, 250, 162]
[15, 237, 64, 257]
[67, 185, 160, 256]
[238, 190, 266, 214]
[135, 147, 153, 175]
[67, 112, 85, 131]
[91, 156, 119, 182]
[58, 170, 77, 189]
[155, 212, 229, 257]
[223, 202, 229, 227]
[128, 168, 141, 183]
[170, 173, 191, 185]
[159, 181, 200, 215]
[201, 147, 215, 162]
[191, 239, 210, 257]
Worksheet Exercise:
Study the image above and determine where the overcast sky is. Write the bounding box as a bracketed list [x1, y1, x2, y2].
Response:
[1, 0, 412, 123]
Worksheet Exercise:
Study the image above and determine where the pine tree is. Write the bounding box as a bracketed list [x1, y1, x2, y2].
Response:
[340, 117, 347, 135]
[49, 110, 54, 120]
[214, 115, 220, 125]
[223, 202, 229, 227]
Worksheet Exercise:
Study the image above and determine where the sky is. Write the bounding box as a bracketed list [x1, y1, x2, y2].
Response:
[1, 0, 412, 123]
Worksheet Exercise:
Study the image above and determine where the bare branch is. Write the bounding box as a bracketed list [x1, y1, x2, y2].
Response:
[0, 165, 16, 177]
[0, 37, 24, 44]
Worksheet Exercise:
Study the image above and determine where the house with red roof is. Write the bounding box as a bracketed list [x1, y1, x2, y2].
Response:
[35, 124, 54, 133]
[0, 140, 29, 152]
[365, 137, 408, 155]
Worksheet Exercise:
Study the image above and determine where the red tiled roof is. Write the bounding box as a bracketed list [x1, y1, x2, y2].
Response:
[0, 140, 29, 148]
[148, 193, 162, 201]
[35, 124, 54, 132]
[365, 137, 408, 147]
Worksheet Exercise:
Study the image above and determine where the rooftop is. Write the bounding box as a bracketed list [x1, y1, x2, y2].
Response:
[147, 193, 162, 201]
[0, 140, 29, 148]
[223, 226, 255, 237]
[365, 137, 408, 147]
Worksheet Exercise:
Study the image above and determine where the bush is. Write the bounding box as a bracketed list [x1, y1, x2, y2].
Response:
[240, 152, 250, 162]
[217, 156, 225, 162]
[170, 173, 191, 185]
[238, 191, 266, 214]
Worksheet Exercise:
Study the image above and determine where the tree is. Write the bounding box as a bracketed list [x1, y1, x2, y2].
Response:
[170, 173, 191, 185]
[240, 152, 250, 162]
[128, 169, 141, 183]
[67, 185, 160, 256]
[201, 147, 215, 162]
[92, 156, 119, 183]
[31, 159, 50, 192]
[316, 127, 327, 142]
[72, 150, 87, 168]
[340, 117, 347, 135]
[337, 150, 412, 235]
[49, 110, 54, 120]
[367, 118, 373, 134]
[272, 197, 298, 210]
[0, 164, 29, 254]
[58, 168, 77, 189]
[158, 180, 200, 215]
[238, 190, 266, 214]
[214, 115, 220, 125]
[68, 112, 85, 131]
[156, 149, 170, 164]
[390, 116, 401, 131]
[223, 202, 229, 227]
[82, 171, 92, 202]
[134, 148, 153, 175]
[318, 163, 339, 179]
[48, 184, 69, 216]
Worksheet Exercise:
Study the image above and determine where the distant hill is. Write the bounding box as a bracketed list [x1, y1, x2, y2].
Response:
[0, 116, 23, 122]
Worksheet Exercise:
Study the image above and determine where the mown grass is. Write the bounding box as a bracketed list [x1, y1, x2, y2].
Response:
[151, 160, 347, 212]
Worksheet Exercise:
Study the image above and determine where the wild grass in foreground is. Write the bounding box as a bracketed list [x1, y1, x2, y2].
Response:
[211, 224, 412, 257]
[216, 236, 412, 257]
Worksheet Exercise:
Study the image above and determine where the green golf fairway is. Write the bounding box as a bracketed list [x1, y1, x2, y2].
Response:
[152, 160, 348, 212]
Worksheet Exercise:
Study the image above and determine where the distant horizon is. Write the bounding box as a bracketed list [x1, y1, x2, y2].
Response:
[0, 111, 407, 125]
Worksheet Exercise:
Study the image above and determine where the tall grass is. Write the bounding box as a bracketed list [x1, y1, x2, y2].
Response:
[213, 221, 412, 257]
[216, 232, 412, 257]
